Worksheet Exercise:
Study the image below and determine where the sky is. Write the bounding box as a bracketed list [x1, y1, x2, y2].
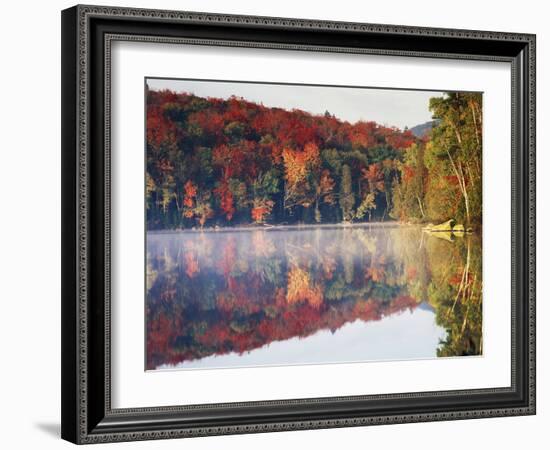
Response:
[146, 78, 445, 130]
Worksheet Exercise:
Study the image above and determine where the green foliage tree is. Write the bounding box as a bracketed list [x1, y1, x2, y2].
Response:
[428, 92, 482, 226]
[391, 143, 426, 221]
[391, 92, 482, 227]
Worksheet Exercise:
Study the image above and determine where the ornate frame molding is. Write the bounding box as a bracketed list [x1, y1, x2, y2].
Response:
[61, 4, 536, 444]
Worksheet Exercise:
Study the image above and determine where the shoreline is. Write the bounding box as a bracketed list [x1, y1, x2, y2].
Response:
[146, 221, 422, 234]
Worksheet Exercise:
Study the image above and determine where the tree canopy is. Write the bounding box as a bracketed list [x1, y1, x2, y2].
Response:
[146, 88, 482, 229]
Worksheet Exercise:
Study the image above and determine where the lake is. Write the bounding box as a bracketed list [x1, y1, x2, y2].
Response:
[146, 224, 482, 370]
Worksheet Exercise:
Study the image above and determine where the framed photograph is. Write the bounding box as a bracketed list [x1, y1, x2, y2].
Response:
[61, 4, 536, 444]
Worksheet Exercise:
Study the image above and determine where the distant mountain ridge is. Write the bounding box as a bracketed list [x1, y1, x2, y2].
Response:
[409, 120, 440, 138]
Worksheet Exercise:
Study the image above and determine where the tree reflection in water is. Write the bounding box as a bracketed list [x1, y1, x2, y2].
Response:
[146, 225, 482, 370]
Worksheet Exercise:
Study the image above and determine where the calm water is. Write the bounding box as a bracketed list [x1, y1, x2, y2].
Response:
[146, 225, 482, 370]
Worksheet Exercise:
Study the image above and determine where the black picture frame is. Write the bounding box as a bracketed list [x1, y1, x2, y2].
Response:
[61, 4, 536, 444]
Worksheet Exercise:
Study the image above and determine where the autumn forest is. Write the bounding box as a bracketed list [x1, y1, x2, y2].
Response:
[146, 82, 483, 370]
[146, 87, 482, 229]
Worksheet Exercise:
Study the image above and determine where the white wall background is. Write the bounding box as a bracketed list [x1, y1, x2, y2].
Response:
[0, 0, 545, 448]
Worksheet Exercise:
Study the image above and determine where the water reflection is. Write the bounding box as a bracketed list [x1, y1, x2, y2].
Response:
[146, 225, 482, 370]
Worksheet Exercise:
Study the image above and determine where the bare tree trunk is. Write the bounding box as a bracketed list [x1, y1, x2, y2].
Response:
[314, 198, 321, 223]
[469, 100, 481, 148]
[458, 162, 470, 225]
[446, 114, 477, 226]
[174, 192, 181, 213]
[416, 196, 425, 218]
[445, 149, 470, 225]
[447, 118, 463, 147]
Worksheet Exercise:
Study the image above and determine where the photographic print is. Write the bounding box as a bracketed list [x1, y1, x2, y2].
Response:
[145, 79, 482, 371]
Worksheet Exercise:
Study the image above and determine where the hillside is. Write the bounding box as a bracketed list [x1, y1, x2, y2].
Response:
[146, 89, 482, 229]
[409, 120, 439, 138]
